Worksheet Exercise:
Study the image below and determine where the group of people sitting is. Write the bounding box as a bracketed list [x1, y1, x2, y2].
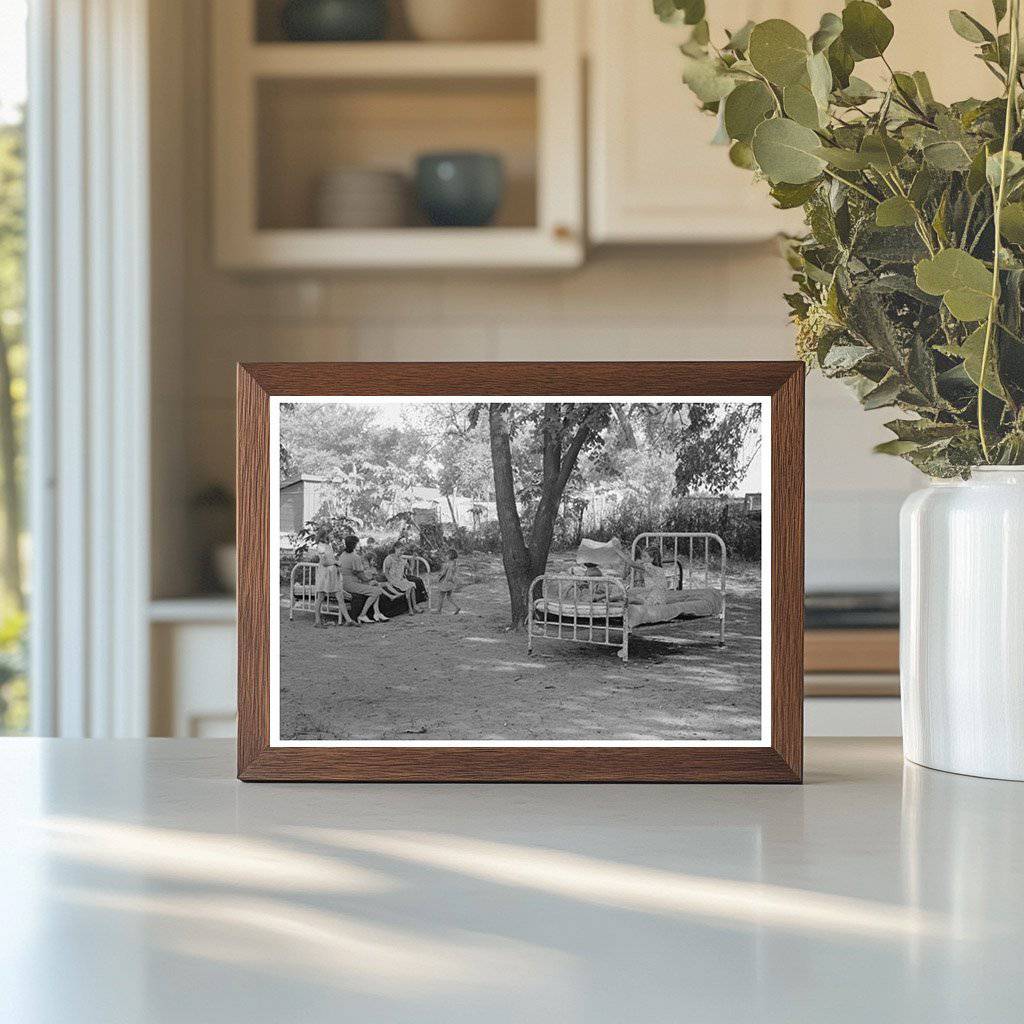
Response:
[308, 531, 459, 628]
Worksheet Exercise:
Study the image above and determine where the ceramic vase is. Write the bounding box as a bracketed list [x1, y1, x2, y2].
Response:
[900, 468, 1024, 781]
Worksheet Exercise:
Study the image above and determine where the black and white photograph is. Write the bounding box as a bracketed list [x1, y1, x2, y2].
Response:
[270, 396, 770, 745]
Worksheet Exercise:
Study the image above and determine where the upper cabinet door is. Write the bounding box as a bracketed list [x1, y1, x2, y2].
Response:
[587, 1, 1002, 245]
[588, 1, 811, 243]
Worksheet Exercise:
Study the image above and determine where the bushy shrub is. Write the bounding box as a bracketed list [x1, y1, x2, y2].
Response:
[581, 496, 762, 562]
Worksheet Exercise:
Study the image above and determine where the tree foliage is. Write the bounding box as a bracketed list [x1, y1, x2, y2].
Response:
[664, 0, 1024, 474]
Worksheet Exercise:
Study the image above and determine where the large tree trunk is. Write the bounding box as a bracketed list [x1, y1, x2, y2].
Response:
[488, 405, 533, 626]
[489, 404, 594, 628]
[0, 326, 21, 609]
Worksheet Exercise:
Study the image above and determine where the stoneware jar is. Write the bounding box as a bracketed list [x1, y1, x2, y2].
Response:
[415, 152, 504, 227]
[280, 0, 388, 42]
[900, 468, 1024, 781]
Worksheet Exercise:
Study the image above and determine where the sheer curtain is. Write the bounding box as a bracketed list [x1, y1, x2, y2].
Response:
[28, 0, 150, 736]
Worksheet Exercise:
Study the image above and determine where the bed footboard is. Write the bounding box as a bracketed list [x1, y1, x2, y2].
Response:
[527, 574, 631, 662]
[631, 532, 727, 646]
[288, 561, 346, 624]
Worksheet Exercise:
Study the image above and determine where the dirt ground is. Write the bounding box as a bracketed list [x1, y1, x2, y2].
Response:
[279, 553, 763, 742]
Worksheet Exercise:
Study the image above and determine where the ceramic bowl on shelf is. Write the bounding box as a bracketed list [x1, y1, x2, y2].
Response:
[280, 0, 388, 42]
[403, 0, 534, 42]
[314, 167, 409, 229]
[414, 152, 504, 227]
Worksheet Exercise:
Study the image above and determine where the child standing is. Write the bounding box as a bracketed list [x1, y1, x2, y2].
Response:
[313, 529, 354, 627]
[432, 548, 461, 614]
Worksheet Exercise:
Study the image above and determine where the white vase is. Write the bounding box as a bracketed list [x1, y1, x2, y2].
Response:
[900, 467, 1024, 781]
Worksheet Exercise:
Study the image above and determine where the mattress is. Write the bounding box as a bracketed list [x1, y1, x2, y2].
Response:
[533, 587, 722, 628]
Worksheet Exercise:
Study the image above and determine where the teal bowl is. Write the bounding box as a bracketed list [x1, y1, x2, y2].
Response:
[281, 0, 388, 42]
[415, 152, 505, 228]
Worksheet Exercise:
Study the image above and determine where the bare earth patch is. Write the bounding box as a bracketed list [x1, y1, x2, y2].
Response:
[279, 553, 763, 742]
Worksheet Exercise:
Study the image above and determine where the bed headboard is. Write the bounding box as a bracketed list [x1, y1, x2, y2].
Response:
[631, 532, 727, 592]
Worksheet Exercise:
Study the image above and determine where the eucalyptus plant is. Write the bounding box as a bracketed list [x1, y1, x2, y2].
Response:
[659, 0, 1024, 474]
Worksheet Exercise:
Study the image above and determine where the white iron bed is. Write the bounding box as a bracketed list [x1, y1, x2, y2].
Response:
[527, 533, 726, 663]
[288, 554, 430, 623]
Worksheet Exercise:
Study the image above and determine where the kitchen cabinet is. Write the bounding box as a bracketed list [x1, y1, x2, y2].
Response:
[587, 0, 999, 244]
[211, 0, 583, 269]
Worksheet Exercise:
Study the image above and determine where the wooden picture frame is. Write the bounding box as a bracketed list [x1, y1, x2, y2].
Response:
[237, 362, 804, 782]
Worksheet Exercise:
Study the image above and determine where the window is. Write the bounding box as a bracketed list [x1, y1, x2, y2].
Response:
[0, 0, 28, 734]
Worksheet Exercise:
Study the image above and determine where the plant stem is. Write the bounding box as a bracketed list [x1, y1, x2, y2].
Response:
[821, 167, 879, 203]
[979, 0, 1021, 463]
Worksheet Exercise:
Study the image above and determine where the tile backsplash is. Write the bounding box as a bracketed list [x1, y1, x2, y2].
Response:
[167, 247, 917, 595]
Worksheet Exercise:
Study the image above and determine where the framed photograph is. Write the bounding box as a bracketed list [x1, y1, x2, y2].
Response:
[237, 362, 803, 782]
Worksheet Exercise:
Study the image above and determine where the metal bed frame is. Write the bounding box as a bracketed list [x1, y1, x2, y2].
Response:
[288, 554, 430, 622]
[527, 532, 727, 663]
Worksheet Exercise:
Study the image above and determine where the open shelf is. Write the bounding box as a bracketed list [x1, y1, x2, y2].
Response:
[213, 0, 581, 268]
[249, 42, 544, 78]
[257, 76, 538, 232]
[254, 0, 538, 45]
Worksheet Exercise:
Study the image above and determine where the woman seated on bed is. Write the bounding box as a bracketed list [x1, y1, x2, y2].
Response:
[621, 546, 668, 605]
[338, 535, 389, 624]
[381, 543, 421, 614]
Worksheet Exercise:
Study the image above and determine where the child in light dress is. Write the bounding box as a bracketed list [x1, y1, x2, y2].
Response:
[432, 548, 461, 614]
[312, 529, 354, 627]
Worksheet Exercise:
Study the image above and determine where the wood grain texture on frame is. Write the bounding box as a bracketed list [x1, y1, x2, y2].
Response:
[237, 362, 804, 782]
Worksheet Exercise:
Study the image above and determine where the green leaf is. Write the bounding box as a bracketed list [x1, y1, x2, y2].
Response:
[728, 140, 758, 169]
[783, 83, 822, 129]
[681, 55, 737, 103]
[948, 10, 993, 44]
[874, 438, 922, 455]
[923, 141, 972, 171]
[807, 51, 833, 110]
[724, 20, 755, 53]
[814, 146, 872, 170]
[689, 20, 710, 46]
[959, 324, 1007, 398]
[909, 165, 936, 205]
[681, 0, 705, 26]
[654, 0, 705, 25]
[932, 190, 950, 247]
[856, 226, 929, 263]
[653, 0, 676, 23]
[723, 81, 775, 143]
[748, 19, 810, 87]
[752, 117, 827, 184]
[710, 108, 731, 145]
[862, 375, 902, 410]
[770, 179, 820, 209]
[860, 133, 905, 172]
[967, 143, 993, 193]
[810, 12, 843, 54]
[915, 249, 994, 321]
[1000, 202, 1024, 242]
[912, 71, 935, 105]
[986, 150, 1024, 190]
[842, 1, 895, 60]
[827, 35, 855, 89]
[892, 72, 919, 103]
[885, 419, 963, 443]
[875, 196, 918, 228]
[836, 75, 877, 104]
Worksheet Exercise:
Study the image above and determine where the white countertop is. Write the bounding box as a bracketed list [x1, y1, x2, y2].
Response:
[2, 738, 1021, 1023]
